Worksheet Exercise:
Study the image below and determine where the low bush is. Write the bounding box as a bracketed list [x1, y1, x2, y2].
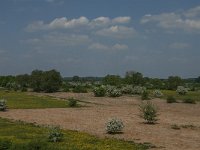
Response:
[166, 96, 177, 103]
[72, 85, 87, 93]
[141, 90, 150, 100]
[0, 99, 7, 111]
[121, 85, 134, 94]
[68, 98, 78, 107]
[183, 98, 196, 104]
[153, 90, 163, 98]
[48, 126, 64, 142]
[93, 86, 106, 97]
[176, 86, 188, 95]
[133, 86, 146, 95]
[106, 118, 124, 134]
[105, 86, 122, 97]
[139, 101, 158, 124]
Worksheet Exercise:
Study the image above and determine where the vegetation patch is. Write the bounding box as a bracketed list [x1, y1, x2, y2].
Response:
[0, 91, 68, 109]
[0, 118, 149, 150]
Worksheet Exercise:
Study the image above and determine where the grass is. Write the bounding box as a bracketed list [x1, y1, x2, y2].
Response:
[0, 118, 149, 150]
[0, 90, 68, 109]
[162, 90, 200, 102]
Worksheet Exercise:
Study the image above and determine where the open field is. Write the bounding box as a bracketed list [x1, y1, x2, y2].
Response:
[0, 92, 200, 150]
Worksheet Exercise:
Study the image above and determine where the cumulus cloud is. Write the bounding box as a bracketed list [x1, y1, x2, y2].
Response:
[96, 25, 136, 38]
[141, 6, 200, 32]
[26, 16, 132, 32]
[88, 43, 128, 51]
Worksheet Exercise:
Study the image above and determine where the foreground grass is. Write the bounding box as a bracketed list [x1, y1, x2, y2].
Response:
[0, 91, 68, 109]
[0, 118, 148, 150]
[162, 90, 200, 102]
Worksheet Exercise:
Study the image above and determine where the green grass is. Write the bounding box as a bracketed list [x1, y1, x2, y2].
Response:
[162, 90, 200, 102]
[0, 118, 149, 150]
[0, 91, 68, 109]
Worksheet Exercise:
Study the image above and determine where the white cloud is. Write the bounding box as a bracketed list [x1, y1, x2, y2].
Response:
[169, 42, 190, 49]
[96, 25, 135, 38]
[112, 16, 131, 24]
[26, 16, 132, 32]
[141, 6, 200, 32]
[89, 43, 128, 51]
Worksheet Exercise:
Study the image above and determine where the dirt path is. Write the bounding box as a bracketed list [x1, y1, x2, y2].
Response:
[0, 92, 200, 150]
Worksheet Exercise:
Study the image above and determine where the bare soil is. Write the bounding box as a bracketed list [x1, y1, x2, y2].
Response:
[0, 92, 200, 150]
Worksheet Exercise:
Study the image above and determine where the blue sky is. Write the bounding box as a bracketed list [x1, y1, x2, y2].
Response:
[0, 0, 200, 78]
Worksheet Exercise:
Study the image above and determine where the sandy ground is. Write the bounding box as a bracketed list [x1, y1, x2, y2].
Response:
[0, 92, 200, 150]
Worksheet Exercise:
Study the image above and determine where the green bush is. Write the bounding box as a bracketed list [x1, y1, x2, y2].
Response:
[93, 86, 106, 97]
[0, 99, 7, 111]
[106, 118, 124, 134]
[48, 126, 64, 142]
[183, 98, 196, 104]
[68, 98, 78, 107]
[72, 85, 87, 93]
[0, 138, 12, 150]
[139, 101, 158, 124]
[166, 96, 176, 103]
[133, 86, 146, 95]
[121, 85, 134, 94]
[141, 91, 150, 100]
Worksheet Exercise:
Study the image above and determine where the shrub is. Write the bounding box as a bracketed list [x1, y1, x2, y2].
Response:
[106, 118, 124, 134]
[0, 138, 12, 150]
[93, 86, 106, 97]
[25, 139, 48, 150]
[68, 98, 78, 107]
[183, 98, 196, 104]
[139, 101, 158, 124]
[176, 86, 188, 95]
[166, 96, 176, 103]
[133, 86, 146, 95]
[141, 90, 150, 100]
[121, 85, 134, 94]
[72, 85, 87, 93]
[153, 90, 163, 98]
[48, 126, 63, 142]
[0, 99, 7, 111]
[105, 85, 122, 97]
[171, 124, 181, 130]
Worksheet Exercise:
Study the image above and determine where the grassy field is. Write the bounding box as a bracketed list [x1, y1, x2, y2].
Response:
[0, 91, 68, 109]
[161, 90, 200, 102]
[0, 118, 149, 150]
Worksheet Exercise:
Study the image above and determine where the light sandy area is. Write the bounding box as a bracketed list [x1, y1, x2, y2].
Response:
[0, 92, 200, 150]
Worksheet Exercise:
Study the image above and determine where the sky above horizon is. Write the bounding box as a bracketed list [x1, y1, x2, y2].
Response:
[0, 0, 200, 78]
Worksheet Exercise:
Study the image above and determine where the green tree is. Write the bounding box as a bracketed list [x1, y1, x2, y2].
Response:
[30, 70, 43, 92]
[167, 76, 183, 90]
[41, 70, 62, 93]
[16, 74, 30, 88]
[103, 75, 122, 86]
[125, 71, 144, 85]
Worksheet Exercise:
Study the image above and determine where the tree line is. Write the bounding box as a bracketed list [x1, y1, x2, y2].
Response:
[0, 70, 200, 93]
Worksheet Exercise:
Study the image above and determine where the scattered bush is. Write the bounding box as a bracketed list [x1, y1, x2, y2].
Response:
[176, 86, 188, 95]
[153, 90, 163, 98]
[182, 98, 196, 104]
[139, 101, 158, 124]
[106, 118, 124, 134]
[68, 98, 78, 107]
[121, 85, 134, 94]
[93, 86, 106, 97]
[0, 99, 7, 111]
[166, 96, 177, 103]
[133, 86, 146, 95]
[48, 126, 64, 142]
[72, 85, 87, 93]
[141, 90, 150, 100]
[171, 124, 181, 130]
